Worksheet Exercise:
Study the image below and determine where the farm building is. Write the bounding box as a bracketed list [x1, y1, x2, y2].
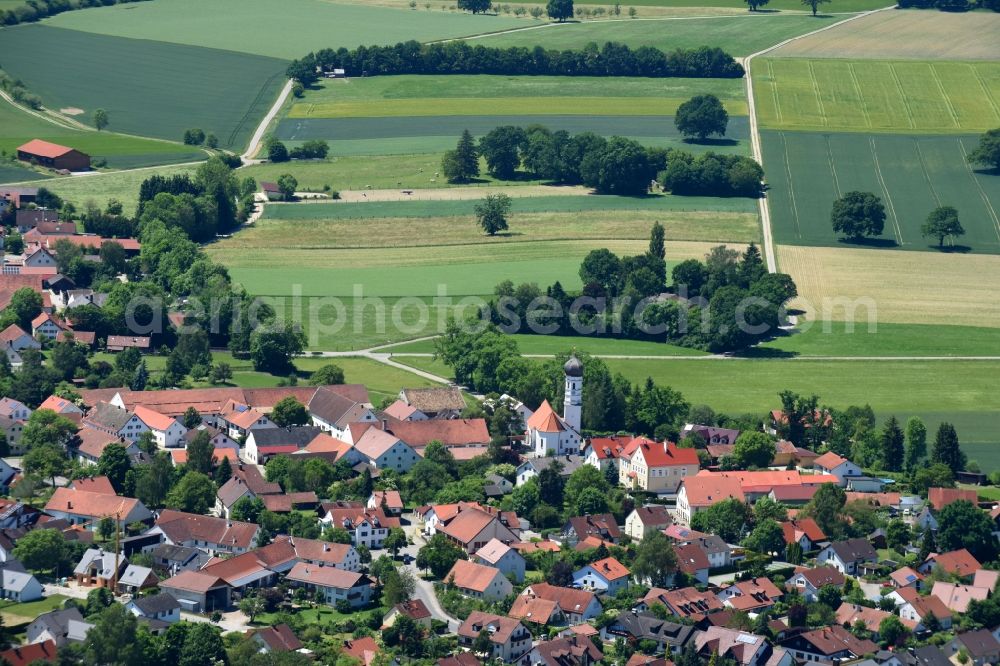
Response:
[106, 336, 151, 352]
[16, 140, 91, 171]
[260, 182, 283, 201]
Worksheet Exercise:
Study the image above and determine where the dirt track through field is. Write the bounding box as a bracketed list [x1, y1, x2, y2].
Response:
[287, 184, 595, 203]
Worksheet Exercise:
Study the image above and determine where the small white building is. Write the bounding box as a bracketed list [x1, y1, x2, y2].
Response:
[133, 406, 187, 448]
[0, 569, 43, 602]
[813, 452, 864, 487]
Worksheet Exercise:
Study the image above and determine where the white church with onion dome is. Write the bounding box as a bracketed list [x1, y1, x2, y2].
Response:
[525, 355, 584, 457]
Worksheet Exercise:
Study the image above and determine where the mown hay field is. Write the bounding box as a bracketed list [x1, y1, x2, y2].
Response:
[777, 244, 1000, 328]
[476, 14, 849, 56]
[770, 10, 1000, 61]
[43, 0, 538, 59]
[0, 96, 203, 172]
[0, 25, 287, 149]
[753, 58, 1000, 134]
[760, 130, 1000, 253]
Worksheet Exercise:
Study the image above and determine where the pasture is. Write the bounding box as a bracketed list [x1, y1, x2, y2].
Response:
[386, 334, 708, 356]
[0, 98, 203, 171]
[753, 58, 1000, 134]
[0, 25, 288, 149]
[0, 162, 47, 185]
[759, 322, 1000, 357]
[770, 10, 1000, 61]
[760, 130, 1000, 254]
[574, 0, 891, 9]
[43, 0, 539, 60]
[476, 14, 848, 56]
[776, 244, 1000, 328]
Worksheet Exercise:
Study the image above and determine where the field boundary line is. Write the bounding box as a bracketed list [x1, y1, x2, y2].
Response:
[926, 63, 961, 130]
[780, 132, 803, 240]
[846, 62, 872, 130]
[886, 63, 917, 130]
[825, 135, 842, 198]
[743, 4, 896, 273]
[957, 139, 1000, 244]
[806, 61, 828, 127]
[868, 136, 904, 245]
[912, 139, 942, 208]
[766, 60, 783, 125]
[970, 64, 1000, 124]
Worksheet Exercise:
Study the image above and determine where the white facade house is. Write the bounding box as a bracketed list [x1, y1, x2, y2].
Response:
[573, 558, 630, 596]
[813, 452, 864, 487]
[0, 569, 43, 602]
[133, 406, 187, 448]
[353, 427, 419, 473]
[474, 538, 526, 583]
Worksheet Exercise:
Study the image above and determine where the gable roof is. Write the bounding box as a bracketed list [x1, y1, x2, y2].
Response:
[792, 565, 845, 589]
[159, 570, 228, 593]
[390, 599, 431, 621]
[457, 611, 525, 643]
[787, 624, 878, 657]
[44, 487, 143, 520]
[353, 427, 406, 460]
[252, 624, 303, 652]
[84, 401, 131, 432]
[308, 386, 369, 427]
[930, 581, 988, 613]
[836, 603, 912, 634]
[826, 538, 877, 563]
[780, 518, 827, 545]
[130, 592, 178, 616]
[889, 566, 924, 588]
[623, 438, 699, 467]
[440, 508, 509, 545]
[287, 562, 369, 589]
[533, 635, 603, 666]
[69, 476, 115, 495]
[400, 386, 465, 413]
[132, 405, 178, 432]
[475, 538, 516, 565]
[567, 514, 620, 540]
[378, 417, 490, 447]
[0, 639, 57, 666]
[248, 426, 323, 449]
[582, 557, 630, 581]
[928, 487, 978, 510]
[155, 510, 258, 549]
[925, 548, 980, 577]
[680, 475, 745, 507]
[524, 583, 598, 616]
[647, 586, 724, 618]
[446, 559, 504, 592]
[813, 452, 849, 470]
[896, 587, 952, 621]
[508, 595, 561, 624]
[952, 629, 1000, 659]
[631, 505, 672, 527]
[0, 324, 31, 345]
[18, 140, 78, 159]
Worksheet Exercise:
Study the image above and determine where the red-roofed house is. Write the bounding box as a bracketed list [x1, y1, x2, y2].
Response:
[625, 505, 673, 540]
[583, 435, 628, 473]
[69, 476, 115, 495]
[368, 490, 403, 516]
[508, 594, 564, 626]
[439, 507, 519, 555]
[445, 559, 513, 601]
[249, 624, 302, 653]
[718, 577, 783, 613]
[383, 599, 432, 629]
[618, 438, 699, 494]
[675, 474, 745, 525]
[642, 586, 724, 620]
[521, 583, 602, 623]
[44, 487, 151, 528]
[457, 612, 532, 663]
[674, 543, 711, 584]
[17, 140, 90, 171]
[0, 324, 39, 352]
[779, 518, 826, 552]
[285, 562, 373, 608]
[0, 639, 57, 666]
[928, 487, 978, 510]
[31, 312, 66, 340]
[133, 405, 187, 448]
[919, 548, 981, 580]
[894, 586, 952, 630]
[813, 452, 863, 486]
[573, 557, 630, 595]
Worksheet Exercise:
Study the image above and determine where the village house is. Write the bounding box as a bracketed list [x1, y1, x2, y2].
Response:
[474, 538, 526, 582]
[675, 474, 745, 525]
[83, 402, 150, 443]
[439, 506, 518, 555]
[0, 324, 39, 353]
[244, 426, 322, 464]
[618, 438, 699, 494]
[717, 577, 783, 614]
[918, 548, 981, 579]
[516, 455, 583, 487]
[26, 608, 93, 647]
[116, 564, 158, 595]
[308, 385, 376, 439]
[573, 557, 630, 595]
[382, 399, 428, 422]
[888, 566, 924, 591]
[786, 566, 845, 602]
[812, 452, 864, 486]
[521, 583, 602, 623]
[508, 595, 565, 627]
[928, 486, 978, 510]
[457, 612, 532, 663]
[382, 599, 432, 629]
[563, 513, 621, 546]
[150, 510, 259, 556]
[105, 336, 151, 353]
[816, 538, 878, 575]
[641, 586, 724, 621]
[625, 505, 673, 540]
[320, 504, 398, 549]
[779, 518, 827, 553]
[149, 544, 211, 575]
[248, 624, 303, 654]
[445, 559, 513, 601]
[930, 581, 989, 614]
[73, 548, 127, 588]
[158, 570, 231, 613]
[946, 629, 1000, 666]
[528, 635, 603, 666]
[286, 562, 373, 608]
[367, 490, 404, 516]
[351, 426, 420, 472]
[602, 612, 697, 656]
[674, 543, 711, 584]
[0, 569, 43, 602]
[779, 625, 879, 664]
[836, 603, 916, 639]
[695, 627, 779, 666]
[44, 487, 152, 529]
[582, 435, 627, 473]
[217, 400, 276, 440]
[892, 587, 953, 630]
[133, 405, 187, 448]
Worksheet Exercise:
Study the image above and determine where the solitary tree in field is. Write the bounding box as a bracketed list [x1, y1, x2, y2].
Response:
[830, 191, 885, 241]
[744, 0, 770, 10]
[674, 94, 729, 141]
[968, 128, 1000, 170]
[475, 193, 512, 236]
[93, 108, 108, 131]
[547, 0, 574, 21]
[801, 0, 830, 15]
[921, 205, 965, 248]
[442, 129, 480, 183]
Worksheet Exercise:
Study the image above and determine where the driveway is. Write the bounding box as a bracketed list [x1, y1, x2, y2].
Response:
[400, 522, 460, 632]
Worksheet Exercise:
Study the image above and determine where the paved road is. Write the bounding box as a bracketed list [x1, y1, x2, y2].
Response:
[400, 521, 461, 632]
[242, 78, 293, 163]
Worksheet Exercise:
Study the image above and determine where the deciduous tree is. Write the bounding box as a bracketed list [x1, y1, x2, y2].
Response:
[675, 94, 729, 141]
[632, 531, 677, 587]
[921, 206, 965, 248]
[474, 193, 512, 236]
[831, 191, 885, 241]
[93, 108, 109, 131]
[271, 396, 309, 426]
[547, 0, 574, 20]
[968, 128, 1000, 170]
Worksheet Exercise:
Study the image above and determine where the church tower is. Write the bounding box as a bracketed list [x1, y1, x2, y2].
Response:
[563, 355, 583, 432]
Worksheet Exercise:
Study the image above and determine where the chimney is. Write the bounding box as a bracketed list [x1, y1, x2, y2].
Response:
[381, 419, 387, 431]
[67, 501, 72, 510]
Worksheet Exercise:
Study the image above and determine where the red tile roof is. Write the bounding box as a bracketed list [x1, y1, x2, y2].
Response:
[780, 518, 826, 545]
[926, 548, 981, 578]
[680, 475, 746, 507]
[69, 476, 115, 495]
[508, 595, 560, 624]
[586, 556, 630, 581]
[44, 487, 141, 519]
[675, 543, 710, 574]
[527, 400, 565, 433]
[896, 587, 952, 621]
[524, 583, 598, 616]
[0, 324, 31, 345]
[17, 139, 75, 159]
[928, 487, 978, 510]
[342, 638, 379, 666]
[0, 639, 57, 666]
[286, 561, 369, 589]
[160, 570, 227, 593]
[133, 405, 177, 432]
[794, 625, 878, 657]
[457, 611, 525, 643]
[251, 624, 302, 652]
[813, 452, 848, 470]
[445, 559, 504, 592]
[623, 438, 699, 467]
[155, 509, 258, 550]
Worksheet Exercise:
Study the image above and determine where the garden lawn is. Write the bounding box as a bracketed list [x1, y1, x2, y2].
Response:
[0, 98, 203, 170]
[476, 14, 849, 56]
[43, 0, 540, 59]
[0, 595, 70, 622]
[761, 131, 1000, 254]
[0, 25, 288, 149]
[753, 58, 1000, 134]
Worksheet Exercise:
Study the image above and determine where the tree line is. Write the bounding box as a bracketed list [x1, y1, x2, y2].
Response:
[287, 40, 744, 84]
[0, 0, 151, 25]
[444, 125, 763, 198]
[898, 0, 998, 10]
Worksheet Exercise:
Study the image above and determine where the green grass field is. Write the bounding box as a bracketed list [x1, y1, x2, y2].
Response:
[753, 58, 1000, 134]
[476, 14, 848, 56]
[0, 99, 203, 170]
[0, 25, 287, 149]
[0, 161, 47, 185]
[7, 164, 200, 213]
[577, 0, 890, 9]
[44, 0, 539, 60]
[759, 322, 1000, 357]
[386, 333, 708, 356]
[761, 130, 1000, 253]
